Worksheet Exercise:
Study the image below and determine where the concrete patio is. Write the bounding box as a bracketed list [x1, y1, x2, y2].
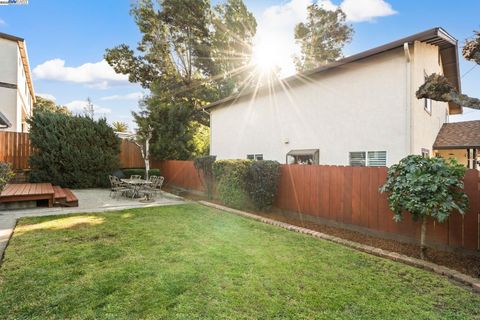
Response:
[0, 188, 186, 261]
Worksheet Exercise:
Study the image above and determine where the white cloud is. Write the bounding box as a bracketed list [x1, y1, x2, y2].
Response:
[254, 0, 397, 77]
[0, 18, 6, 26]
[65, 100, 112, 116]
[32, 59, 128, 89]
[100, 92, 143, 101]
[340, 0, 397, 22]
[36, 93, 56, 101]
[318, 0, 337, 11]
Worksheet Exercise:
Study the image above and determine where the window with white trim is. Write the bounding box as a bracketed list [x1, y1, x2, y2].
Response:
[247, 154, 263, 161]
[421, 148, 430, 158]
[423, 70, 432, 114]
[349, 151, 387, 167]
[367, 151, 387, 166]
[424, 98, 432, 114]
[349, 152, 366, 166]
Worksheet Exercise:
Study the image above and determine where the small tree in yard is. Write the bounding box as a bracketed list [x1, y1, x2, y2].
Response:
[380, 155, 468, 259]
[131, 112, 153, 180]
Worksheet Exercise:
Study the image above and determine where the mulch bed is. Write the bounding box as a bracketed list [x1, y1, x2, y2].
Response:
[167, 187, 480, 279]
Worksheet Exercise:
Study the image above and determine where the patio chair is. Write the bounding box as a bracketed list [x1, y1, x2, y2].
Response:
[150, 176, 164, 197]
[130, 175, 142, 180]
[109, 175, 130, 199]
[139, 176, 164, 199]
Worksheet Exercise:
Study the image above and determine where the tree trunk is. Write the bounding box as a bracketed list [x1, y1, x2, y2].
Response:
[144, 138, 150, 181]
[420, 216, 427, 260]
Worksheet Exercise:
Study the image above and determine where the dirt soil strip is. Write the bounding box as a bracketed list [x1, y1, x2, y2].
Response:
[199, 200, 480, 294]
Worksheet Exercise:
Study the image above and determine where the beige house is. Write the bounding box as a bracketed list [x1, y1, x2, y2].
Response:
[205, 27, 465, 167]
[0, 32, 35, 132]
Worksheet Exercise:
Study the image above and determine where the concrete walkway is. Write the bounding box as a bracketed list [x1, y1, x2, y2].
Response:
[0, 189, 186, 261]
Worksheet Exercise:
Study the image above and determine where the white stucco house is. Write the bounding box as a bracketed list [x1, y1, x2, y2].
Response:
[204, 27, 469, 167]
[0, 32, 35, 132]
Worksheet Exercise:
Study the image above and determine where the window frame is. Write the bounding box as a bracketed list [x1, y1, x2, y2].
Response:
[247, 154, 263, 161]
[349, 151, 366, 167]
[349, 151, 387, 167]
[421, 148, 430, 158]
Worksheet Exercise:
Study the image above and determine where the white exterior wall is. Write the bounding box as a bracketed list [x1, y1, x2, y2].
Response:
[211, 48, 409, 166]
[0, 38, 19, 131]
[0, 37, 33, 132]
[410, 41, 449, 155]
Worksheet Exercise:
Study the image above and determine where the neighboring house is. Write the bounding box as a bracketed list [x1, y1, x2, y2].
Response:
[205, 27, 464, 167]
[0, 32, 35, 132]
[434, 120, 480, 169]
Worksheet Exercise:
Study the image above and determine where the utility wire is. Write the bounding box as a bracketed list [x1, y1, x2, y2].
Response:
[461, 64, 477, 79]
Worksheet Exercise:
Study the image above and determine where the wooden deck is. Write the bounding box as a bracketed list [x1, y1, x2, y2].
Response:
[0, 183, 78, 207]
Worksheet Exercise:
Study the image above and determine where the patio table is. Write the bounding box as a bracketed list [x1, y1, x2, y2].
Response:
[121, 179, 152, 198]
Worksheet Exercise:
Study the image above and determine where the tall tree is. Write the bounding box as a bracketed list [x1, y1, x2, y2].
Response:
[105, 0, 257, 160]
[294, 4, 353, 72]
[129, 112, 153, 180]
[112, 121, 129, 132]
[416, 30, 480, 109]
[84, 97, 95, 119]
[211, 0, 257, 98]
[34, 96, 71, 115]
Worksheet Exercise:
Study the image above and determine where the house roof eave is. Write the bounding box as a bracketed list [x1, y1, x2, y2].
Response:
[204, 27, 461, 114]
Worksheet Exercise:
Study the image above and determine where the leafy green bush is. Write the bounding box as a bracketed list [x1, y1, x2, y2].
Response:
[0, 162, 14, 192]
[122, 168, 161, 179]
[246, 161, 281, 210]
[213, 160, 252, 209]
[28, 112, 120, 188]
[194, 155, 216, 199]
[380, 155, 468, 259]
[212, 160, 281, 210]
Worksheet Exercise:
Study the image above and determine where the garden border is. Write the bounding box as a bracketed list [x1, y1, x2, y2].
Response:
[199, 200, 480, 294]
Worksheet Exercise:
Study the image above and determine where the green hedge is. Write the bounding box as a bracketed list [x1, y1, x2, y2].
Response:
[246, 160, 281, 210]
[28, 112, 120, 188]
[212, 159, 280, 210]
[122, 168, 161, 179]
[0, 162, 14, 192]
[213, 160, 252, 209]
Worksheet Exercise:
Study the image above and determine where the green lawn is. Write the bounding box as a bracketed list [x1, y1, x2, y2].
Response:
[0, 204, 479, 319]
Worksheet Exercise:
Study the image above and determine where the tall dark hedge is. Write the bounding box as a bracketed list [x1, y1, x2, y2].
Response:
[212, 159, 281, 210]
[27, 112, 120, 188]
[213, 160, 252, 209]
[246, 161, 281, 210]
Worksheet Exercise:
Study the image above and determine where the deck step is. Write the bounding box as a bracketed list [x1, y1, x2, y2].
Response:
[53, 186, 67, 205]
[62, 188, 79, 207]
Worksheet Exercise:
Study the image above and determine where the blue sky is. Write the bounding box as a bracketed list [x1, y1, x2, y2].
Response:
[0, 0, 479, 129]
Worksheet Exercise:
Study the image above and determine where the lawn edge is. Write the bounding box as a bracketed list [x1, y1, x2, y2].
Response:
[198, 200, 480, 294]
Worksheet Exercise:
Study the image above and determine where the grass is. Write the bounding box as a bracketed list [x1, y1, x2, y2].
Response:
[0, 204, 479, 319]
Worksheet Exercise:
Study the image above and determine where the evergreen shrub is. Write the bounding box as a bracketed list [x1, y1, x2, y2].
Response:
[28, 112, 120, 188]
[212, 160, 281, 210]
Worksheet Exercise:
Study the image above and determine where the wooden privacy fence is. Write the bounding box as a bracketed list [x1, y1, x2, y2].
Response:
[0, 132, 32, 170]
[0, 132, 145, 169]
[275, 165, 479, 252]
[158, 160, 204, 192]
[2, 130, 479, 252]
[119, 139, 145, 169]
[159, 160, 480, 252]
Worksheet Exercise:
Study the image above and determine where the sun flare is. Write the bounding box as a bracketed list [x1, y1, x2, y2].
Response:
[252, 40, 284, 74]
